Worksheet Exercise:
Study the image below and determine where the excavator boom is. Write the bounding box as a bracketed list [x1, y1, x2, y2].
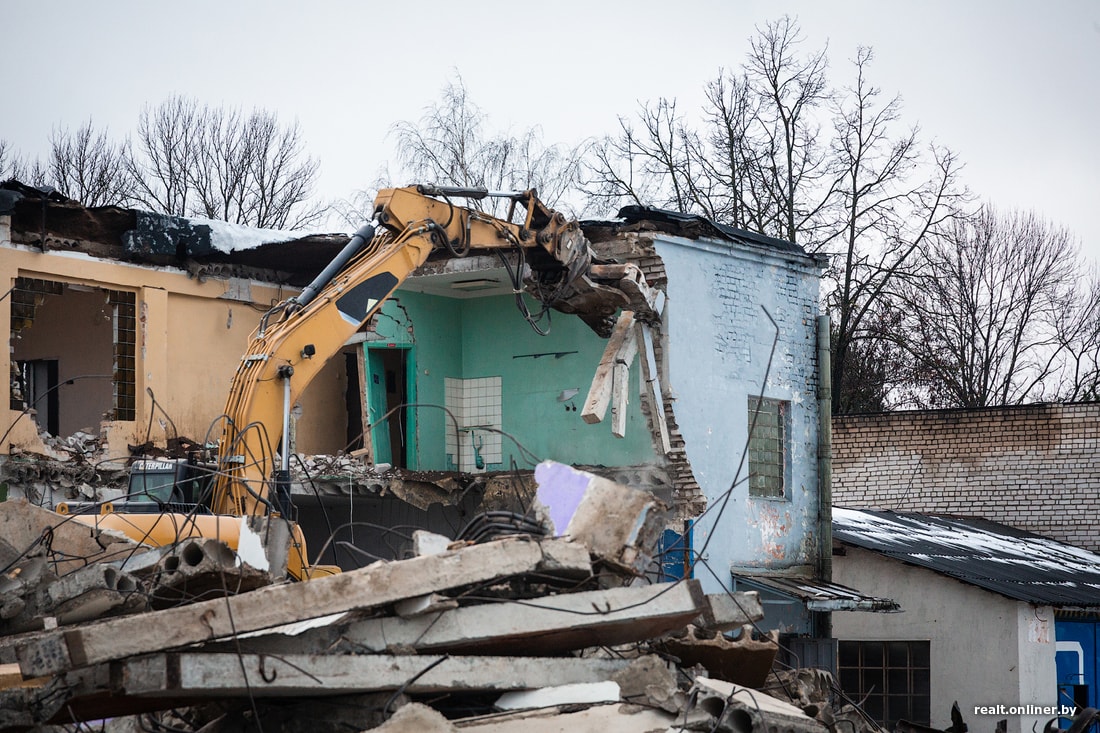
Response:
[81, 185, 658, 580]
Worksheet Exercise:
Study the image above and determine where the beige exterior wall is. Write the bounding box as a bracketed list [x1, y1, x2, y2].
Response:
[2, 238, 348, 458]
[11, 287, 115, 436]
[833, 547, 1057, 733]
[833, 404, 1100, 550]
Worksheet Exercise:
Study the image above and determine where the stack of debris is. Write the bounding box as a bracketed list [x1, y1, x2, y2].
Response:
[0, 462, 863, 732]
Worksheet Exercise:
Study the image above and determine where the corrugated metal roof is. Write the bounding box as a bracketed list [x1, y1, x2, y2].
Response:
[735, 574, 900, 612]
[834, 508, 1100, 607]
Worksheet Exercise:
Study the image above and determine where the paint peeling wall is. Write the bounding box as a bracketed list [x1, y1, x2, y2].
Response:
[654, 234, 822, 591]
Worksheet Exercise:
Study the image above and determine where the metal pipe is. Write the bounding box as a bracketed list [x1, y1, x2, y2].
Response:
[294, 223, 375, 309]
[816, 314, 833, 640]
[281, 376, 292, 474]
[816, 315, 833, 580]
[416, 184, 527, 200]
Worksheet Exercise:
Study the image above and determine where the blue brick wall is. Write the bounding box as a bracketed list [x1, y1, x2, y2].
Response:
[654, 234, 823, 594]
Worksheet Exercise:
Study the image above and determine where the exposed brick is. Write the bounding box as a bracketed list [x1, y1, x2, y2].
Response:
[833, 404, 1100, 550]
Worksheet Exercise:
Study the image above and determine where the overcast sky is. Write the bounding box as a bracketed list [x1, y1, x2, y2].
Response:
[5, 0, 1099, 264]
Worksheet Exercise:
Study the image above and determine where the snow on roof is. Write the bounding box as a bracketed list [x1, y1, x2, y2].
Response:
[833, 507, 1100, 607]
[192, 217, 329, 254]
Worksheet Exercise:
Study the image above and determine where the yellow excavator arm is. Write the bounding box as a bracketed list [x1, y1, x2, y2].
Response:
[79, 185, 658, 580]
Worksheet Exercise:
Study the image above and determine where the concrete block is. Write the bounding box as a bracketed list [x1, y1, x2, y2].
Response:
[534, 461, 668, 574]
[412, 530, 453, 557]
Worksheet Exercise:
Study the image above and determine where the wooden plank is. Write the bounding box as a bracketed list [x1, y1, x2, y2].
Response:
[113, 653, 631, 697]
[357, 344, 373, 462]
[610, 361, 630, 438]
[581, 311, 636, 424]
[16, 536, 590, 678]
[0, 663, 49, 690]
[234, 580, 706, 657]
[639, 322, 671, 454]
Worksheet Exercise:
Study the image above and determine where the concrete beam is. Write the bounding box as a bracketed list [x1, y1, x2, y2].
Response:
[110, 653, 631, 697]
[17, 536, 591, 677]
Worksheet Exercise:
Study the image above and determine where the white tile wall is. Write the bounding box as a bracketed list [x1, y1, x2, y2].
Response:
[445, 376, 502, 472]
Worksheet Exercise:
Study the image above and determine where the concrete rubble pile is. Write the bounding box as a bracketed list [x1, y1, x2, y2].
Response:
[0, 462, 868, 733]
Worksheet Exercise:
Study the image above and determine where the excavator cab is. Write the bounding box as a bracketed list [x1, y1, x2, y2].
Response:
[127, 459, 202, 507]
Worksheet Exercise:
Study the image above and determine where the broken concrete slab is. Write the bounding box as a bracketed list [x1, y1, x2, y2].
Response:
[0, 499, 141, 576]
[143, 536, 274, 608]
[609, 655, 683, 714]
[237, 582, 706, 657]
[413, 529, 453, 556]
[0, 557, 145, 635]
[375, 703, 458, 733]
[534, 461, 667, 574]
[43, 562, 144, 625]
[16, 535, 591, 677]
[698, 590, 765, 632]
[656, 624, 778, 688]
[691, 676, 827, 733]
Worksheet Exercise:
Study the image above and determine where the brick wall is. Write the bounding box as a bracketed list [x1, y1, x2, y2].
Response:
[832, 403, 1100, 550]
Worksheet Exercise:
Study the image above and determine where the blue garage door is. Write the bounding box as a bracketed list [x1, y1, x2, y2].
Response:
[1056, 619, 1099, 719]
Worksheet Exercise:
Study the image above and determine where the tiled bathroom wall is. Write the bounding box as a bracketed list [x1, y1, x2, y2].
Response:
[444, 376, 503, 472]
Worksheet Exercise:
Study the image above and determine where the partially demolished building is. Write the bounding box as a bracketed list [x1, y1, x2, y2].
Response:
[0, 180, 849, 730]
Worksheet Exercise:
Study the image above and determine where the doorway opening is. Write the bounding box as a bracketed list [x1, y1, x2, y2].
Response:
[364, 345, 414, 468]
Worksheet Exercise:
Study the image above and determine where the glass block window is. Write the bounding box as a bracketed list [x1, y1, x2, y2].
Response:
[838, 640, 931, 729]
[748, 396, 788, 498]
[107, 290, 136, 421]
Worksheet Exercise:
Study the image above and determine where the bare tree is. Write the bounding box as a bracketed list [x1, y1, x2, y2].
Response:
[822, 48, 966, 412]
[583, 20, 968, 412]
[42, 120, 132, 207]
[0, 139, 19, 179]
[0, 139, 46, 185]
[583, 99, 718, 220]
[743, 16, 834, 245]
[127, 95, 202, 217]
[190, 107, 324, 229]
[1053, 268, 1100, 402]
[128, 96, 323, 229]
[585, 18, 836, 243]
[390, 75, 587, 217]
[897, 207, 1081, 408]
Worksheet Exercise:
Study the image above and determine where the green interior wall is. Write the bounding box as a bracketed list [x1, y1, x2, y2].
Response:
[372, 289, 655, 471]
[457, 295, 653, 468]
[368, 292, 461, 470]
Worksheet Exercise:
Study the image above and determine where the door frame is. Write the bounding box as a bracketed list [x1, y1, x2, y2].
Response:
[363, 343, 417, 470]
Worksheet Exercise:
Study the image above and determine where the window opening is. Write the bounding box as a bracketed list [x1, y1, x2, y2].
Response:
[748, 396, 788, 498]
[837, 640, 931, 729]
